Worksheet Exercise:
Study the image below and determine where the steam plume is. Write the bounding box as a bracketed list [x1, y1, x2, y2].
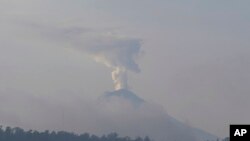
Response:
[81, 34, 141, 90]
[111, 67, 128, 90]
[32, 24, 142, 90]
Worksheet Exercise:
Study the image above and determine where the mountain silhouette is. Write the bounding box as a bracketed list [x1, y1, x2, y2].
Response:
[103, 89, 144, 106]
[100, 89, 218, 141]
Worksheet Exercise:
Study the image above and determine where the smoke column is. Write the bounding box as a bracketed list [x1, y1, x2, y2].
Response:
[111, 67, 128, 90]
[84, 34, 141, 90]
[34, 25, 142, 90]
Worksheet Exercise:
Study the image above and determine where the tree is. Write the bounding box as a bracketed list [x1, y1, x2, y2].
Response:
[0, 125, 152, 141]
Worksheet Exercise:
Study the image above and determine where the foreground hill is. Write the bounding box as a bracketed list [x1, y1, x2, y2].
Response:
[0, 126, 151, 141]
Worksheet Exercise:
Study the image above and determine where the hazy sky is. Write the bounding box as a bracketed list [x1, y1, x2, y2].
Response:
[0, 0, 250, 138]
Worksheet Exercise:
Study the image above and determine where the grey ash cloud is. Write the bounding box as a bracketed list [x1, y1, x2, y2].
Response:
[32, 24, 142, 90]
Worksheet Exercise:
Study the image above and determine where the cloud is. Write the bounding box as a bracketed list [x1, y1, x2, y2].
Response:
[30, 24, 142, 90]
[75, 32, 141, 90]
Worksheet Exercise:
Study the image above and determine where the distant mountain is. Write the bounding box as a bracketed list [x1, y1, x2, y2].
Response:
[100, 89, 218, 141]
[168, 114, 218, 141]
[103, 89, 144, 106]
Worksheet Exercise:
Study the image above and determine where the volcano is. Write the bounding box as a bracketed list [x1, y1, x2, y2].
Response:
[103, 89, 144, 105]
[99, 89, 218, 141]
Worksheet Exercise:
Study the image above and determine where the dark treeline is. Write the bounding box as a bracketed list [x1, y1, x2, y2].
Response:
[207, 137, 229, 141]
[0, 125, 231, 141]
[0, 126, 151, 141]
[222, 137, 229, 141]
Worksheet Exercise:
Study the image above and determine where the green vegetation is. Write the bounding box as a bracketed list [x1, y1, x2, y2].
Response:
[0, 125, 230, 141]
[0, 126, 151, 141]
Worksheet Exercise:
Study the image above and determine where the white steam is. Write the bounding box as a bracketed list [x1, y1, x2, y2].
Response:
[28, 24, 142, 90]
[74, 33, 141, 90]
[111, 67, 127, 90]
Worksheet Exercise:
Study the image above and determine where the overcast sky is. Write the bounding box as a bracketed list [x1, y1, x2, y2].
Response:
[0, 0, 250, 138]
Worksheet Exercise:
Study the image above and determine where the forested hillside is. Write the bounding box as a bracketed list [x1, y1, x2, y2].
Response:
[0, 126, 151, 141]
[0, 126, 230, 141]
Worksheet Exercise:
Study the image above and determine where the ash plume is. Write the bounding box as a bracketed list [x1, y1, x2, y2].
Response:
[76, 33, 141, 90]
[31, 24, 142, 90]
